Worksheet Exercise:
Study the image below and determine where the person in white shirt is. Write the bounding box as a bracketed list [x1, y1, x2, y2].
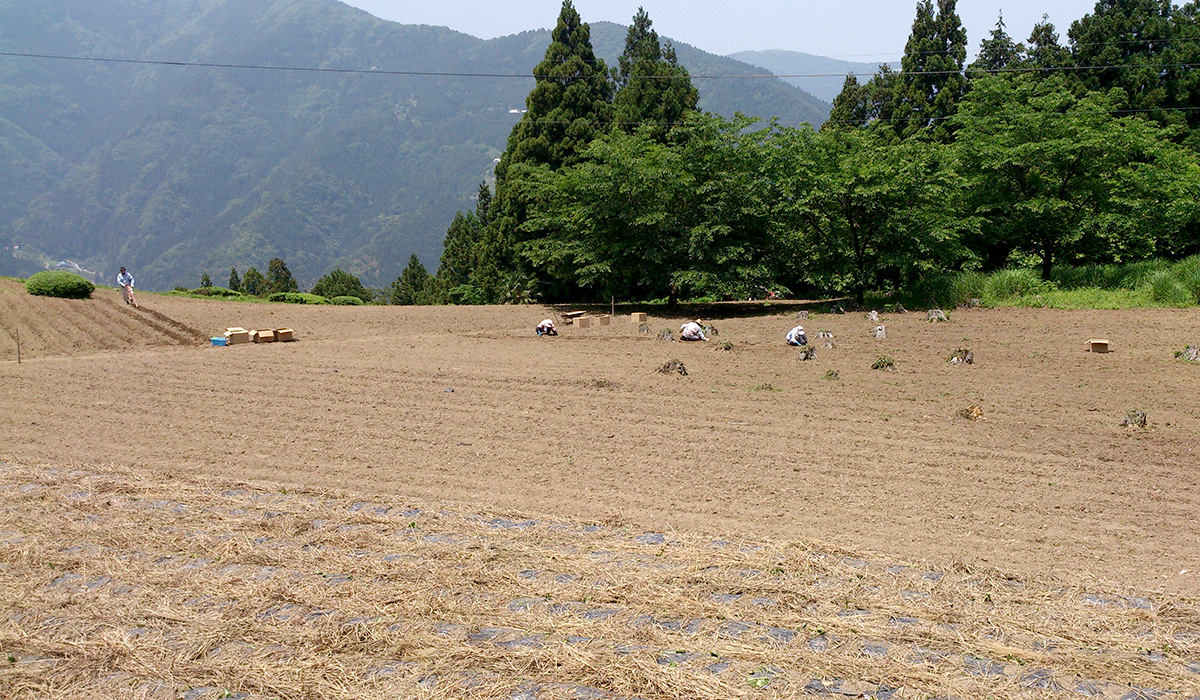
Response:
[680, 319, 708, 342]
[785, 325, 807, 346]
[116, 267, 138, 308]
[535, 318, 557, 336]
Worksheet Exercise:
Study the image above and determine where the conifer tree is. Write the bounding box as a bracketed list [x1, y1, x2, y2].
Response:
[611, 7, 698, 142]
[890, 0, 969, 141]
[228, 266, 241, 292]
[1069, 0, 1175, 118]
[970, 12, 1025, 75]
[266, 257, 298, 295]
[480, 0, 614, 303]
[1026, 15, 1072, 69]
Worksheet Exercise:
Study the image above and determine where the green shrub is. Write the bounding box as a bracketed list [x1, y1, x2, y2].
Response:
[911, 270, 986, 308]
[1118, 259, 1170, 289]
[1147, 270, 1193, 306]
[330, 295, 365, 305]
[189, 286, 243, 298]
[25, 271, 95, 299]
[267, 292, 329, 305]
[1169, 254, 1200, 303]
[983, 268, 1053, 302]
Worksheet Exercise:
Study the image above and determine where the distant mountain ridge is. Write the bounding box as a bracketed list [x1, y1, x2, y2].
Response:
[0, 0, 829, 290]
[728, 49, 901, 104]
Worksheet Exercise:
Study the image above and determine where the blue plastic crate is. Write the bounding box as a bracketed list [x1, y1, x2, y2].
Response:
[210, 336, 228, 347]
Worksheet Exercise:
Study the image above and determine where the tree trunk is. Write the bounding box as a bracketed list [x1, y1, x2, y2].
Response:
[1041, 240, 1054, 280]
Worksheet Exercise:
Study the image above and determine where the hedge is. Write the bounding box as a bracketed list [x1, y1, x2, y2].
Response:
[330, 295, 365, 305]
[267, 292, 329, 305]
[25, 271, 95, 299]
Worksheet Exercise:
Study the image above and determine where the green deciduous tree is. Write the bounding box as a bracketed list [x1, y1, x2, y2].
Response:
[773, 126, 970, 304]
[311, 267, 371, 301]
[953, 73, 1195, 277]
[521, 113, 780, 303]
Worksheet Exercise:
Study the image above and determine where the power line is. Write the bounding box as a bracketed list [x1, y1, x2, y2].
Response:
[4, 50, 1200, 81]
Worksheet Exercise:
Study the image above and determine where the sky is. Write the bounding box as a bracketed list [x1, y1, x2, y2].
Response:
[341, 0, 1102, 62]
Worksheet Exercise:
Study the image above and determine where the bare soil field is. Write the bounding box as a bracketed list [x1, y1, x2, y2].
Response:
[1, 279, 1198, 698]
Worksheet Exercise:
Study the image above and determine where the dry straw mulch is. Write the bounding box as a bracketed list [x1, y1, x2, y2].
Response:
[0, 462, 1197, 699]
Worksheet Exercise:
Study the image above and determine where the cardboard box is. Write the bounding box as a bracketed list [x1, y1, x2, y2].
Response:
[598, 315, 611, 326]
[575, 317, 593, 328]
[1088, 338, 1110, 353]
[223, 330, 250, 345]
[275, 328, 294, 342]
[251, 329, 277, 343]
[631, 312, 647, 324]
[225, 327, 246, 333]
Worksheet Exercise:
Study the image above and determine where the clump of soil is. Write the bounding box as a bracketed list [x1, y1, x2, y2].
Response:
[960, 405, 984, 421]
[655, 359, 688, 376]
[948, 348, 974, 365]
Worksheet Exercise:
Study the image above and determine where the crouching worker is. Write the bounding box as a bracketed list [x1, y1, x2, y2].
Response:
[535, 318, 557, 336]
[680, 319, 708, 342]
[786, 324, 807, 346]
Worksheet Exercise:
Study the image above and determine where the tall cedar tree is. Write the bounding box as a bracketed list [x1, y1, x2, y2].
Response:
[266, 257, 298, 295]
[1026, 15, 1073, 69]
[890, 0, 969, 141]
[437, 182, 491, 294]
[612, 7, 698, 142]
[969, 13, 1025, 75]
[827, 65, 903, 129]
[228, 266, 240, 293]
[479, 0, 613, 302]
[1069, 0, 1191, 127]
[391, 254, 433, 305]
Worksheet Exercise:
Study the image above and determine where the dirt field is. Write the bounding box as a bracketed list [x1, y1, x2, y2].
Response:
[1, 279, 1199, 698]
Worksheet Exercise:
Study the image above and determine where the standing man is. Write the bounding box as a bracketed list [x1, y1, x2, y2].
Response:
[116, 267, 138, 308]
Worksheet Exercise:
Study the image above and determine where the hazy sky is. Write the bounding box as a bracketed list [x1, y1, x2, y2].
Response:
[341, 1, 1101, 61]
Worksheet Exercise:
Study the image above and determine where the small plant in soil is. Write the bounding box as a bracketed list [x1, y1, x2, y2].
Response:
[797, 345, 817, 361]
[823, 369, 840, 381]
[872, 354, 896, 371]
[960, 405, 984, 420]
[1121, 409, 1147, 429]
[948, 348, 974, 365]
[715, 340, 734, 352]
[926, 309, 948, 322]
[1176, 345, 1199, 362]
[637, 322, 652, 334]
[657, 329, 675, 341]
[703, 324, 719, 336]
[656, 359, 688, 376]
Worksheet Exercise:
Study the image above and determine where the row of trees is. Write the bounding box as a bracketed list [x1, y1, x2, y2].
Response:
[422, 0, 1200, 305]
[217, 255, 436, 305]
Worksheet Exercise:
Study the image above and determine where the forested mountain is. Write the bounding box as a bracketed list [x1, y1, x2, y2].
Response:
[0, 0, 828, 289]
[727, 50, 900, 103]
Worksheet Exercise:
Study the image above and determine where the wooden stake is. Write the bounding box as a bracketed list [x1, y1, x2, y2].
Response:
[15, 327, 20, 364]
[611, 296, 614, 318]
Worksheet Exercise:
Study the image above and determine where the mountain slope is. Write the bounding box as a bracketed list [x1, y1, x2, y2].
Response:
[728, 49, 899, 103]
[0, 0, 829, 290]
